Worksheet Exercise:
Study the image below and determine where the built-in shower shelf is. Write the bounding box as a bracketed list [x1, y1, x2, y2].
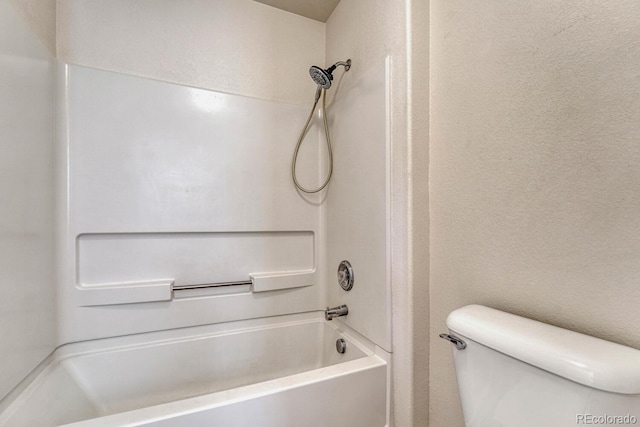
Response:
[76, 270, 316, 306]
[77, 279, 174, 307]
[250, 269, 314, 292]
[75, 231, 315, 306]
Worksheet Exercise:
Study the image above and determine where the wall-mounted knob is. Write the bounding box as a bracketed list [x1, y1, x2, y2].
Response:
[337, 260, 354, 291]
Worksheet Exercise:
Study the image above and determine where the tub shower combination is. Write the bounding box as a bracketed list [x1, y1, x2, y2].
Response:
[0, 57, 393, 426]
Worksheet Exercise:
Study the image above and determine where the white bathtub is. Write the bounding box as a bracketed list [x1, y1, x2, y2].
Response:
[0, 312, 388, 427]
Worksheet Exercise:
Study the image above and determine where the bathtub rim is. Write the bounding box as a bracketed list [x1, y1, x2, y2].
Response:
[59, 354, 387, 427]
[0, 311, 388, 426]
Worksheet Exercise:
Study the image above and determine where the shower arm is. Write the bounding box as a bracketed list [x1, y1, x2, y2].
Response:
[328, 59, 352, 73]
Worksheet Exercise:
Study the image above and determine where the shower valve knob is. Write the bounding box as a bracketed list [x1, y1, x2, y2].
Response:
[337, 260, 354, 291]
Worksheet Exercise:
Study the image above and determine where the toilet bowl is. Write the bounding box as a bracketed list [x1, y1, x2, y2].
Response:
[442, 305, 640, 427]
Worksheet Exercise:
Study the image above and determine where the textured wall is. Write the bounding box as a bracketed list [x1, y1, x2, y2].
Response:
[0, 0, 55, 400]
[430, 1, 640, 426]
[7, 0, 56, 54]
[410, 1, 430, 425]
[56, 0, 325, 106]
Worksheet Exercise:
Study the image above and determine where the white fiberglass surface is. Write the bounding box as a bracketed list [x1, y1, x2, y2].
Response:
[0, 313, 372, 427]
[65, 320, 362, 414]
[59, 63, 325, 342]
[326, 57, 392, 352]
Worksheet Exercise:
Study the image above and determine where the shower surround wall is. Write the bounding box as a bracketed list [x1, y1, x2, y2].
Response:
[55, 0, 397, 356]
[55, 0, 327, 343]
[326, 59, 392, 352]
[0, 0, 55, 400]
[57, 64, 326, 341]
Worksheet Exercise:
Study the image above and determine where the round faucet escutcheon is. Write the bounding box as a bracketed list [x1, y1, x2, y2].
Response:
[338, 260, 354, 291]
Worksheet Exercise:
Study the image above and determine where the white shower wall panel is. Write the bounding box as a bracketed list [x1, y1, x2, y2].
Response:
[57, 64, 326, 343]
[64, 65, 323, 233]
[326, 58, 392, 351]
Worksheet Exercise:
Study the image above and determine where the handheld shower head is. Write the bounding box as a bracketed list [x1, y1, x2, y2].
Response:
[309, 59, 351, 89]
[309, 66, 333, 89]
[294, 58, 352, 194]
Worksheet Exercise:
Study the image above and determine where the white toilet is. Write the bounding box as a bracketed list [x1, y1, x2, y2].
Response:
[442, 305, 640, 427]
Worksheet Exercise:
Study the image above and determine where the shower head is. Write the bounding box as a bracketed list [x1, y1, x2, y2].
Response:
[309, 66, 333, 89]
[309, 59, 351, 89]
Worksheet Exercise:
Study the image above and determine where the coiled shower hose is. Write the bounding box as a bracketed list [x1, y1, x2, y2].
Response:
[291, 87, 333, 193]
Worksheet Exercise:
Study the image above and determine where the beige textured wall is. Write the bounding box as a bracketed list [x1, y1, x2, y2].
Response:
[56, 0, 325, 106]
[7, 0, 56, 54]
[410, 1, 430, 425]
[327, 1, 429, 425]
[0, 0, 55, 400]
[430, 1, 640, 426]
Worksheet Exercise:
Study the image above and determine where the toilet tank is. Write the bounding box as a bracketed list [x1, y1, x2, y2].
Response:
[444, 305, 640, 427]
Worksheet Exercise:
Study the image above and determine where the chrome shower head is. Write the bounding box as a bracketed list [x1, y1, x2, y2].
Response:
[309, 59, 351, 90]
[309, 66, 333, 89]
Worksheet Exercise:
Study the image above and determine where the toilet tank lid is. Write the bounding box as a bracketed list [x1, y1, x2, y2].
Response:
[447, 305, 640, 395]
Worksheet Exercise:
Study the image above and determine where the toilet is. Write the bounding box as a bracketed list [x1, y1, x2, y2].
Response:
[441, 305, 640, 427]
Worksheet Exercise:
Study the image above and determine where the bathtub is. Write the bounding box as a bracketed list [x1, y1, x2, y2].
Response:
[0, 312, 388, 427]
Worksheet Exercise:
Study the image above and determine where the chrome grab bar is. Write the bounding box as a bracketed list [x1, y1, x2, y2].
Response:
[172, 280, 252, 291]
